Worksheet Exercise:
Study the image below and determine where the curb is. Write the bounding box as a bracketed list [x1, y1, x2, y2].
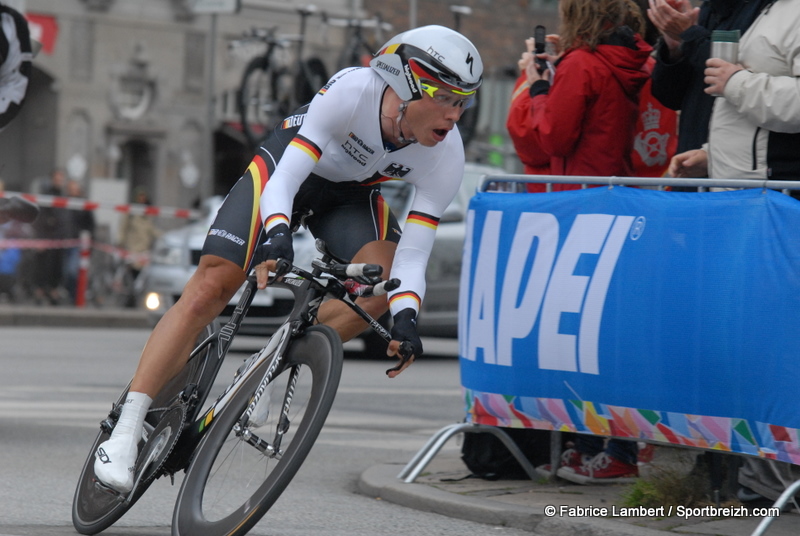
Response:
[358, 464, 674, 536]
[0, 305, 150, 329]
[358, 464, 542, 532]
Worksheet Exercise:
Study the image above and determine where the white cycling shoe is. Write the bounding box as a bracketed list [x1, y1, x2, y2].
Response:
[94, 435, 138, 493]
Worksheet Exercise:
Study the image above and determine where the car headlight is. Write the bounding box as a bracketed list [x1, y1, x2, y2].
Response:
[150, 244, 185, 265]
[144, 292, 162, 311]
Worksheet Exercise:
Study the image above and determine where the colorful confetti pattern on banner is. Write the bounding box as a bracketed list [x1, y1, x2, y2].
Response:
[464, 388, 800, 464]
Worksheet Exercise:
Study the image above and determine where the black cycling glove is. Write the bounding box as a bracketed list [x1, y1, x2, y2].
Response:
[253, 223, 294, 266]
[390, 308, 423, 359]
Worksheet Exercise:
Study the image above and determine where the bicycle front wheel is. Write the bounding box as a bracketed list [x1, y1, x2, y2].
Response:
[172, 325, 343, 536]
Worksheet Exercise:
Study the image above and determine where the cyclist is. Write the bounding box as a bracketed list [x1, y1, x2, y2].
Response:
[93, 25, 483, 493]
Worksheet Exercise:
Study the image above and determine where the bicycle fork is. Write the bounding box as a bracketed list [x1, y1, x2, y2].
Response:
[235, 362, 299, 458]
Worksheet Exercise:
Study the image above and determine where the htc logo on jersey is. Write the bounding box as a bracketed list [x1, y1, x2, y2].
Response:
[461, 211, 639, 375]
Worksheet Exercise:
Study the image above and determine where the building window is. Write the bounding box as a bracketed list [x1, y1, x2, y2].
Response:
[70, 19, 94, 81]
[184, 32, 205, 94]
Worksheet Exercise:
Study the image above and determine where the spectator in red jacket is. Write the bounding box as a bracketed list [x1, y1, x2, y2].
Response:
[507, 0, 652, 192]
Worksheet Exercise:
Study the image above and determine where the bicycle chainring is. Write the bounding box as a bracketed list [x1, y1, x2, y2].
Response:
[134, 404, 187, 486]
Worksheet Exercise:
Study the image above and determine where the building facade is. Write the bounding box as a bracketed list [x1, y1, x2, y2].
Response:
[1, 0, 559, 212]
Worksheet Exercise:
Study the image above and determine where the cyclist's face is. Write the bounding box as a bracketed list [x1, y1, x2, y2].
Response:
[406, 81, 474, 147]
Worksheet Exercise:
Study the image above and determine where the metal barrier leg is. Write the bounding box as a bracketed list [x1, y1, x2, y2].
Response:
[397, 423, 466, 480]
[751, 478, 800, 536]
[397, 423, 540, 483]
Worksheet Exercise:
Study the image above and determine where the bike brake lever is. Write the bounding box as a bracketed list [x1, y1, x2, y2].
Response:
[269, 258, 292, 282]
[385, 341, 414, 376]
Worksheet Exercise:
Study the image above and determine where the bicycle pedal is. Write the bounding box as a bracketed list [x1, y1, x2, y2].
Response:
[92, 478, 125, 501]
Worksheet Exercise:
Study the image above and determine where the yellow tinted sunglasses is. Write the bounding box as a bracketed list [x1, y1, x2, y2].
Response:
[419, 82, 476, 108]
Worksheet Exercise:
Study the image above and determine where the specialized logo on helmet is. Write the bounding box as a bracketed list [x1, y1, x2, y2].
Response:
[466, 53, 475, 76]
[374, 60, 401, 77]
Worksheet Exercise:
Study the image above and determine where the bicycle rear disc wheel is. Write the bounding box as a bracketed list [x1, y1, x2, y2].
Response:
[172, 325, 343, 536]
[71, 323, 216, 535]
[72, 385, 145, 535]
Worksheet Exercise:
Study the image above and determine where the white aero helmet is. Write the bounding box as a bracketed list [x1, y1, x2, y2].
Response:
[369, 25, 483, 102]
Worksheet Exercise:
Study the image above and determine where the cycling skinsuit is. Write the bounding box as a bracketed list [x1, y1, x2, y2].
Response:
[203, 67, 466, 319]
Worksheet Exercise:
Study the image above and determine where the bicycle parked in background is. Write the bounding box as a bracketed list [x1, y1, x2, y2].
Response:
[321, 12, 392, 70]
[236, 5, 329, 149]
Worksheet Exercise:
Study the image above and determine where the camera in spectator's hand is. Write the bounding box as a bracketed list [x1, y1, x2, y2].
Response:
[534, 25, 548, 74]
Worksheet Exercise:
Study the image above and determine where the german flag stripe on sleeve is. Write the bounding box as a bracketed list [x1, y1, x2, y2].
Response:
[389, 291, 421, 309]
[406, 211, 440, 230]
[265, 213, 290, 229]
[289, 134, 322, 162]
[244, 155, 270, 267]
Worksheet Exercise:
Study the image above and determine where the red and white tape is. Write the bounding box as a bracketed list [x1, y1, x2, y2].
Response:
[0, 191, 202, 219]
[0, 238, 150, 264]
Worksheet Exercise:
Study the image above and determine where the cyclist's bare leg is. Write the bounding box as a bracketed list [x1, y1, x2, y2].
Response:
[130, 255, 246, 398]
[316, 239, 396, 341]
[95, 255, 245, 492]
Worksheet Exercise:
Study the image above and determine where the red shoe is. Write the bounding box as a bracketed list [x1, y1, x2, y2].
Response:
[557, 452, 639, 485]
[535, 448, 591, 478]
[638, 443, 655, 464]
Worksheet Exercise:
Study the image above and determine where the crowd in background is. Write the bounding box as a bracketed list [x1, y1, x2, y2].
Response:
[0, 168, 159, 307]
[504, 0, 799, 508]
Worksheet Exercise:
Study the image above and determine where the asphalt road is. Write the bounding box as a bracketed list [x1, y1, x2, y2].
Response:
[0, 326, 532, 536]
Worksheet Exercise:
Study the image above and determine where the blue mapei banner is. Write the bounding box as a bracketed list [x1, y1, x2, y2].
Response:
[459, 187, 800, 462]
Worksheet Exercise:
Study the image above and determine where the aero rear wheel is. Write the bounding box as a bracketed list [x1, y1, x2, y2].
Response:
[172, 325, 342, 536]
[72, 385, 144, 535]
[71, 323, 216, 535]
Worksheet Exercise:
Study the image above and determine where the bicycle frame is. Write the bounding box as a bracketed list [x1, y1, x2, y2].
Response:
[176, 260, 394, 462]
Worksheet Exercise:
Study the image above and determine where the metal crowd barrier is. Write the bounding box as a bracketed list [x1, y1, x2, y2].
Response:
[399, 174, 800, 536]
[479, 174, 800, 193]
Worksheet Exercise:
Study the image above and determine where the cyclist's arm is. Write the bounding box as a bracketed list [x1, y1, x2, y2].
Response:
[387, 147, 464, 318]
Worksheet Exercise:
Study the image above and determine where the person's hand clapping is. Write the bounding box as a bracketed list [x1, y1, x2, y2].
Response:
[647, 0, 699, 57]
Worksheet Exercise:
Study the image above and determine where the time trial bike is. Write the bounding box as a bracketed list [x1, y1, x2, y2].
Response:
[72, 239, 410, 536]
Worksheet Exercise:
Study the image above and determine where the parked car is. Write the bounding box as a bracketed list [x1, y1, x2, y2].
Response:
[139, 162, 507, 344]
